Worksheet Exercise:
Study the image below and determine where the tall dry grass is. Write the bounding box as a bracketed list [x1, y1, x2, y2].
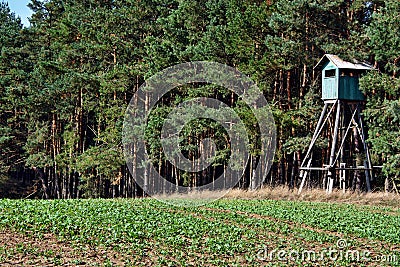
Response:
[152, 186, 400, 208]
[225, 186, 400, 208]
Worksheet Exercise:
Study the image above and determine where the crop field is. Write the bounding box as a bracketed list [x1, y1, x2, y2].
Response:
[0, 198, 399, 266]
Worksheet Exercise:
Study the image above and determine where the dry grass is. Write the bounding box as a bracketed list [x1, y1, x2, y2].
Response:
[152, 186, 400, 208]
[225, 186, 400, 208]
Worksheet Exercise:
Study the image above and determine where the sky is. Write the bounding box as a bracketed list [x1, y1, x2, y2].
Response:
[2, 0, 33, 27]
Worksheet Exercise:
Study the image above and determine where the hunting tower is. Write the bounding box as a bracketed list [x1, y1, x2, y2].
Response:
[298, 54, 374, 194]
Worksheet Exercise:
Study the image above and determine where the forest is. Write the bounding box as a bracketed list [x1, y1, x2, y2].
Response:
[0, 0, 399, 199]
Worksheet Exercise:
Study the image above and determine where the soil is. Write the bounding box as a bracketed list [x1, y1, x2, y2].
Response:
[0, 230, 129, 266]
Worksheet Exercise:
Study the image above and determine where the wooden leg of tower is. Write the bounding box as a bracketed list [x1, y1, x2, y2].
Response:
[298, 158, 312, 194]
[357, 105, 372, 192]
[327, 101, 341, 194]
[340, 162, 346, 193]
[298, 103, 330, 194]
[364, 159, 371, 192]
[327, 176, 334, 194]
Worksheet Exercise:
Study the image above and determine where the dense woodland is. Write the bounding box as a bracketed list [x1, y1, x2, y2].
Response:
[0, 0, 399, 198]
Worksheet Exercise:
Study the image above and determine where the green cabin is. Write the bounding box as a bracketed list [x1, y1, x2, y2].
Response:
[314, 54, 373, 101]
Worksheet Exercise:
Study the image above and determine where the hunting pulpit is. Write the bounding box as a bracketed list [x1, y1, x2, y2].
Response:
[298, 54, 374, 194]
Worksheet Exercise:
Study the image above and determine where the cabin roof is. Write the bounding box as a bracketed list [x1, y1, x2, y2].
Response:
[314, 54, 373, 70]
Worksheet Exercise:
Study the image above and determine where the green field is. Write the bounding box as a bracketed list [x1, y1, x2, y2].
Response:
[0, 198, 399, 266]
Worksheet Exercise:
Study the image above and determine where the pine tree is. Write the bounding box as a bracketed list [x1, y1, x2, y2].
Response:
[360, 0, 400, 190]
[0, 3, 28, 175]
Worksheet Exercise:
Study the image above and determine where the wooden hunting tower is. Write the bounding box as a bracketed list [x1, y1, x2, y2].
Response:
[299, 54, 374, 194]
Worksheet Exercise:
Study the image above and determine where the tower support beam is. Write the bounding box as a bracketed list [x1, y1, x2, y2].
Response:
[357, 105, 372, 192]
[326, 101, 341, 193]
[298, 101, 333, 194]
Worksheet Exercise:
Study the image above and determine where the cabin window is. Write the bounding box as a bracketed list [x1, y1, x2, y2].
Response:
[325, 69, 336, 78]
[340, 70, 359, 77]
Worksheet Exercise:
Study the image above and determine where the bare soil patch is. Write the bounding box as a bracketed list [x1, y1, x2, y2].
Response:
[0, 230, 129, 266]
